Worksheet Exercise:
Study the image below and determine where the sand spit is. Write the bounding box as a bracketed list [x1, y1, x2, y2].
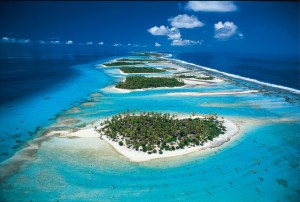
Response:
[164, 90, 259, 97]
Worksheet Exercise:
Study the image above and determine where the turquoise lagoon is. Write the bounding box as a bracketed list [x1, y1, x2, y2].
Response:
[0, 53, 299, 201]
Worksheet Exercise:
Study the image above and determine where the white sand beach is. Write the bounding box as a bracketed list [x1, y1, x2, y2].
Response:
[164, 90, 259, 97]
[60, 116, 239, 162]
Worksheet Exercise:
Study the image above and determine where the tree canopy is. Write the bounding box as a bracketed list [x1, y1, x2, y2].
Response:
[97, 112, 226, 154]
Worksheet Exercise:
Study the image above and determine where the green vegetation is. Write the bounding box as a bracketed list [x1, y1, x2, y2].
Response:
[174, 71, 191, 74]
[117, 58, 165, 63]
[116, 76, 184, 89]
[164, 67, 177, 70]
[119, 67, 166, 73]
[103, 61, 143, 67]
[197, 76, 214, 80]
[98, 112, 226, 154]
[177, 75, 197, 79]
[176, 75, 215, 80]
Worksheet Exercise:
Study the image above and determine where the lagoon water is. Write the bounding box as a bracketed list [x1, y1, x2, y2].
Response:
[0, 48, 299, 201]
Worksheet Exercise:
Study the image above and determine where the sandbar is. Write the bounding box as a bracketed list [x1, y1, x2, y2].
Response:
[164, 90, 259, 97]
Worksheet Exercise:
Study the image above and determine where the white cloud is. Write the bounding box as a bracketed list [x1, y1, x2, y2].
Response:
[214, 21, 238, 39]
[18, 39, 31, 44]
[167, 28, 181, 40]
[1, 37, 11, 42]
[50, 40, 61, 44]
[66, 40, 73, 45]
[1, 37, 30, 44]
[128, 43, 131, 46]
[148, 21, 204, 46]
[169, 14, 204, 29]
[155, 42, 161, 47]
[86, 42, 93, 45]
[113, 43, 122, 47]
[148, 25, 170, 36]
[38, 40, 45, 44]
[99, 42, 104, 45]
[171, 39, 201, 46]
[148, 26, 181, 40]
[186, 1, 237, 12]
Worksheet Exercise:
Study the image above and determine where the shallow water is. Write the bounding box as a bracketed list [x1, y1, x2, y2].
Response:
[0, 53, 299, 201]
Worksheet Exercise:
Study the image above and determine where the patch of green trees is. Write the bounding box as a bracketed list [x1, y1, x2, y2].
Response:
[97, 112, 226, 154]
[116, 76, 184, 89]
[119, 67, 166, 73]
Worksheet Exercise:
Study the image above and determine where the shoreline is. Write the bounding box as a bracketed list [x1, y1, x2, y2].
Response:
[164, 90, 259, 97]
[169, 58, 300, 95]
[62, 116, 239, 162]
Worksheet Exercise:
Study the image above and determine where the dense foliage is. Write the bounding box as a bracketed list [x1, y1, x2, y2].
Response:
[176, 75, 214, 80]
[117, 58, 164, 63]
[116, 76, 185, 89]
[98, 112, 226, 154]
[119, 67, 166, 73]
[164, 67, 177, 70]
[197, 76, 214, 80]
[177, 75, 197, 78]
[103, 61, 143, 66]
[174, 71, 191, 74]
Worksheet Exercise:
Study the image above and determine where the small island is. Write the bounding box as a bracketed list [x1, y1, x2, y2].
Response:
[97, 112, 226, 154]
[103, 61, 143, 67]
[119, 67, 166, 73]
[116, 76, 185, 89]
[117, 58, 165, 63]
[177, 74, 215, 80]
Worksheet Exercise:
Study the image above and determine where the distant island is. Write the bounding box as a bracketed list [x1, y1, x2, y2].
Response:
[97, 112, 226, 154]
[119, 67, 166, 73]
[176, 74, 215, 80]
[103, 61, 143, 67]
[116, 76, 185, 89]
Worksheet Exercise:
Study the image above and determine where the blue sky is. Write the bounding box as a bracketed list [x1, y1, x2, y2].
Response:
[0, 1, 299, 55]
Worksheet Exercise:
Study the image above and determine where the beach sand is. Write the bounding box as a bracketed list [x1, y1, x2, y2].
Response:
[164, 90, 259, 97]
[61, 116, 239, 162]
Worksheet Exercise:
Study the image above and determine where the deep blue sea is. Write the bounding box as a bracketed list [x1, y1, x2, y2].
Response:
[0, 45, 129, 161]
[174, 52, 300, 91]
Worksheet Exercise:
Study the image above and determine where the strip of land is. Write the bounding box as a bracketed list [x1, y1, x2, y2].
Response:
[164, 90, 259, 97]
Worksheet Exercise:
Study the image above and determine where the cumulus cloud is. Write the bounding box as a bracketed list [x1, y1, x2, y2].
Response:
[148, 26, 181, 40]
[1, 37, 15, 43]
[171, 39, 201, 46]
[18, 39, 31, 44]
[169, 14, 204, 29]
[167, 28, 181, 40]
[66, 40, 73, 45]
[148, 25, 170, 36]
[38, 40, 45, 44]
[50, 40, 61, 44]
[186, 1, 237, 12]
[155, 42, 161, 47]
[214, 21, 238, 39]
[113, 43, 122, 47]
[147, 25, 201, 46]
[1, 37, 31, 44]
[99, 42, 104, 45]
[86, 42, 93, 45]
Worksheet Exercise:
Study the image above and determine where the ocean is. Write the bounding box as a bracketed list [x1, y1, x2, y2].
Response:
[0, 47, 299, 201]
[0, 45, 128, 161]
[174, 52, 300, 92]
